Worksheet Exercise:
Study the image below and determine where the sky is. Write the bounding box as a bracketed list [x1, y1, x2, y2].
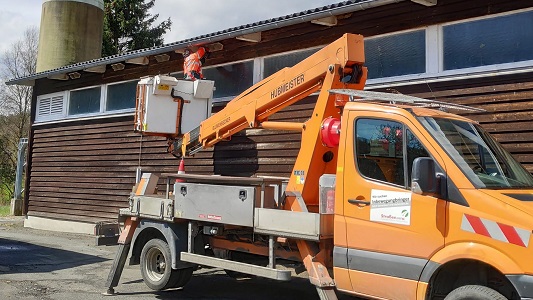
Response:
[0, 0, 342, 55]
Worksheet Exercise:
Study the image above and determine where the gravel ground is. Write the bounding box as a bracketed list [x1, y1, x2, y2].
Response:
[0, 217, 355, 300]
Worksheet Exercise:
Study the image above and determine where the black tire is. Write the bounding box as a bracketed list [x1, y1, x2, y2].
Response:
[445, 285, 507, 300]
[140, 239, 193, 290]
[225, 269, 255, 280]
[171, 267, 193, 289]
[224, 251, 259, 280]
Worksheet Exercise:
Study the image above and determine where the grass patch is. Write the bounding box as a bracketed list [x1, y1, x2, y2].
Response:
[1, 185, 12, 206]
[0, 205, 10, 217]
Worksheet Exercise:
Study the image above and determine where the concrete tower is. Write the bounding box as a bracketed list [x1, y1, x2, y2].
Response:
[36, 0, 104, 72]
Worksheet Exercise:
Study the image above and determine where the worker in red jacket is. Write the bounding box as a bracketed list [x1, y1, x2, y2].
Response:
[183, 46, 209, 80]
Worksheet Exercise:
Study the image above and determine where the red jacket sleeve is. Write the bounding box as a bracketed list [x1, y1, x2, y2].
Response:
[196, 47, 206, 59]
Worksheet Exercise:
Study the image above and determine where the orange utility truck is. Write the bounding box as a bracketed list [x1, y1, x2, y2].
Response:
[104, 33, 533, 300]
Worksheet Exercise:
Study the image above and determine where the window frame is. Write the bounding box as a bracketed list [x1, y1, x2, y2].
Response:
[354, 117, 436, 189]
[67, 85, 104, 117]
[364, 28, 427, 80]
[104, 79, 138, 113]
[201, 58, 256, 103]
[354, 117, 407, 188]
[366, 7, 533, 89]
[34, 80, 138, 125]
[35, 91, 67, 122]
[262, 46, 321, 78]
[441, 8, 533, 71]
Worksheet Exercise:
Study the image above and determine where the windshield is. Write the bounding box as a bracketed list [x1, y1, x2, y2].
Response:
[418, 117, 533, 189]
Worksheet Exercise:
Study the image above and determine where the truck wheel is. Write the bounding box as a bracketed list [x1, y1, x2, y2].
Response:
[213, 249, 255, 280]
[225, 269, 254, 280]
[444, 285, 506, 300]
[171, 267, 193, 289]
[141, 238, 187, 290]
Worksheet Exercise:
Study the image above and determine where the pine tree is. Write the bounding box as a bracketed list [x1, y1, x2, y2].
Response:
[102, 0, 172, 56]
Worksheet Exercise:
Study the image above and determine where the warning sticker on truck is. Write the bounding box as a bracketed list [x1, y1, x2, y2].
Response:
[294, 170, 305, 184]
[370, 189, 412, 226]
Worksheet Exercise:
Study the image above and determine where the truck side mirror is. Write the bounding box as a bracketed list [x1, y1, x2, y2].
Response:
[411, 157, 438, 195]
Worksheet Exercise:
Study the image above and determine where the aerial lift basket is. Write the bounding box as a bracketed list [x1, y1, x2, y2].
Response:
[134, 75, 215, 137]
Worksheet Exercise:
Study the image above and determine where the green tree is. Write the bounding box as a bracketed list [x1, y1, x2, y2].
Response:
[102, 0, 172, 56]
[0, 27, 37, 203]
[0, 135, 16, 203]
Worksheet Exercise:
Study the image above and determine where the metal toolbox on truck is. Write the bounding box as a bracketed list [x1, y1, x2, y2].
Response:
[120, 195, 175, 222]
[174, 182, 275, 227]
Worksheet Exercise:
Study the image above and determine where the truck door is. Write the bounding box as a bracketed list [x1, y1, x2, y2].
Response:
[342, 112, 446, 299]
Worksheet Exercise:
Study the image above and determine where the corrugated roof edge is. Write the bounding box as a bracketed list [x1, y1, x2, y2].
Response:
[7, 0, 403, 86]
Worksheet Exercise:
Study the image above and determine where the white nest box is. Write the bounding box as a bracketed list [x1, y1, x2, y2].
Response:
[135, 75, 214, 136]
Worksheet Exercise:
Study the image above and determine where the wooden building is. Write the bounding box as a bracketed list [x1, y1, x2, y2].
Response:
[7, 0, 533, 233]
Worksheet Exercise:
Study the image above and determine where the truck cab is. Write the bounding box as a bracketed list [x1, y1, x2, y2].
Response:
[334, 98, 533, 299]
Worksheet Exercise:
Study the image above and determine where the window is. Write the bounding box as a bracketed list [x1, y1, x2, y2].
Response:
[69, 86, 101, 115]
[355, 119, 430, 187]
[36, 93, 65, 121]
[36, 82, 137, 123]
[106, 80, 137, 111]
[264, 48, 319, 77]
[365, 30, 426, 79]
[363, 9, 533, 87]
[443, 10, 533, 70]
[172, 72, 184, 80]
[356, 118, 404, 185]
[419, 117, 533, 189]
[203, 61, 253, 98]
[36, 9, 533, 122]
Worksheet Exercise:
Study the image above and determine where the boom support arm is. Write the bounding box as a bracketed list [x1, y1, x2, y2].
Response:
[167, 33, 368, 294]
[173, 33, 367, 157]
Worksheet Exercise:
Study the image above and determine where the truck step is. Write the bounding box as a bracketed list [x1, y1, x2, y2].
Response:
[181, 252, 292, 281]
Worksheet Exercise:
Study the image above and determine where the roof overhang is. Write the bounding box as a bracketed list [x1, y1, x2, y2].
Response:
[6, 0, 411, 86]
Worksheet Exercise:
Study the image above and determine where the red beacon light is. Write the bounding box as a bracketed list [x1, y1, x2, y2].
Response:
[320, 117, 341, 148]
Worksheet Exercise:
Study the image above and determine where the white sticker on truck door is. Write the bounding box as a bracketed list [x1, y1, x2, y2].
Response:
[370, 189, 412, 225]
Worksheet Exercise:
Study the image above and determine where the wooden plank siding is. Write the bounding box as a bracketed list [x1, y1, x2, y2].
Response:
[26, 97, 315, 222]
[27, 97, 316, 221]
[27, 74, 533, 223]
[28, 116, 213, 221]
[212, 96, 317, 177]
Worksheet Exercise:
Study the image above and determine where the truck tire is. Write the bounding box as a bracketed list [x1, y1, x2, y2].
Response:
[444, 285, 506, 300]
[170, 267, 193, 289]
[218, 250, 255, 280]
[140, 239, 192, 290]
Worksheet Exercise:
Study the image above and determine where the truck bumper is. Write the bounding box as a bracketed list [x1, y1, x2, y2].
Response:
[506, 275, 533, 299]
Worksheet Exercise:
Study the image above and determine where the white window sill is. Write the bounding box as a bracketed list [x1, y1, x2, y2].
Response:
[366, 60, 533, 89]
[33, 110, 135, 127]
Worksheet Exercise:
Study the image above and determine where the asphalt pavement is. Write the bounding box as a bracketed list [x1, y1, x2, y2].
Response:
[0, 216, 353, 300]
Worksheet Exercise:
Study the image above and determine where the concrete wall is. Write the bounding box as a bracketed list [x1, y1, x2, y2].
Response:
[36, 0, 104, 72]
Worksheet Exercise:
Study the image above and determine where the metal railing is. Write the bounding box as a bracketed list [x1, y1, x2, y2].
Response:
[14, 138, 28, 200]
